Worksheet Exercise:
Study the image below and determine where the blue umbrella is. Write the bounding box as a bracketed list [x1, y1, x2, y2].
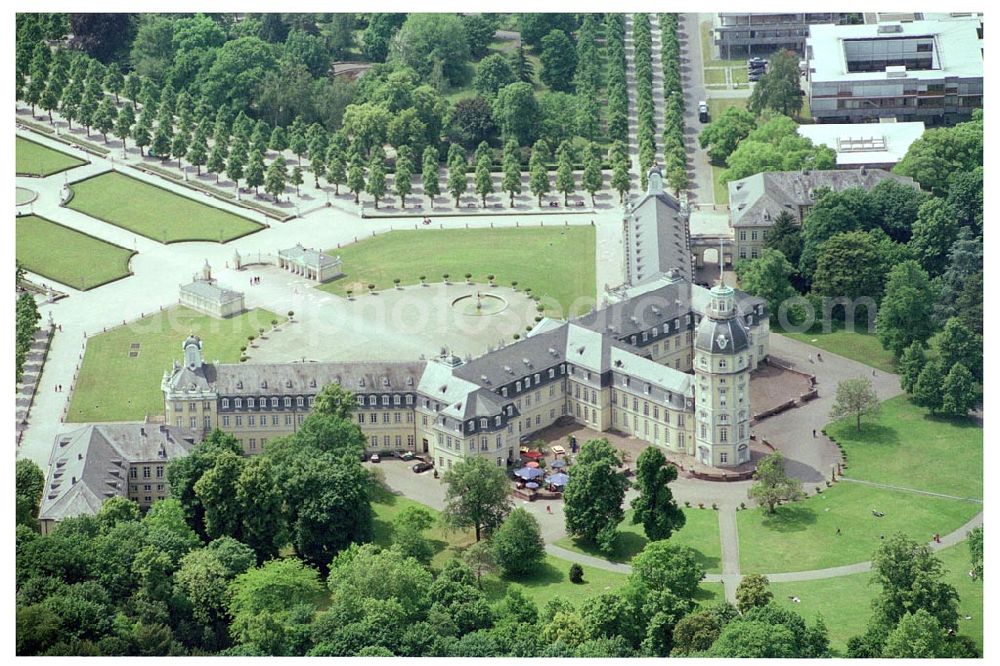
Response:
[515, 467, 545, 480]
[550, 459, 567, 469]
[548, 472, 569, 486]
[525, 482, 540, 490]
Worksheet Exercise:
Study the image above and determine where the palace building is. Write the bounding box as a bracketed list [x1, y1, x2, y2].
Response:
[163, 169, 768, 470]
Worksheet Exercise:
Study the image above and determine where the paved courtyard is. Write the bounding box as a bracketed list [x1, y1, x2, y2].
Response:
[249, 277, 540, 364]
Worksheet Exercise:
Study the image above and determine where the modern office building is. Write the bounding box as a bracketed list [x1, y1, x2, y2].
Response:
[797, 120, 926, 170]
[713, 13, 853, 58]
[805, 19, 983, 124]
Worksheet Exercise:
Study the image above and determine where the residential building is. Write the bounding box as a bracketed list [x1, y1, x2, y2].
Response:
[805, 19, 983, 124]
[727, 168, 918, 260]
[797, 120, 925, 170]
[38, 422, 198, 533]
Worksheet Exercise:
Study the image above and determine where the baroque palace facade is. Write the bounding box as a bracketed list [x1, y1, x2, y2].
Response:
[163, 169, 769, 469]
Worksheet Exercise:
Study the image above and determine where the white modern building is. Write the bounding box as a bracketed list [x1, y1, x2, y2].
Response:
[797, 120, 925, 170]
[805, 19, 983, 124]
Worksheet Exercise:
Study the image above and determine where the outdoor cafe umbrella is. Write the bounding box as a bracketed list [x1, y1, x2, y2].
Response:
[514, 467, 545, 480]
[525, 482, 540, 490]
[525, 461, 540, 468]
[550, 459, 567, 469]
[521, 450, 544, 460]
[547, 472, 569, 487]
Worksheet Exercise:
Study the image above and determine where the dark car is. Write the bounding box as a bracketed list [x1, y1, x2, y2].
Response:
[412, 461, 434, 473]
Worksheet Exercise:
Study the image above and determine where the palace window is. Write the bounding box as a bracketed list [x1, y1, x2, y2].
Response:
[235, 398, 242, 409]
[222, 398, 229, 409]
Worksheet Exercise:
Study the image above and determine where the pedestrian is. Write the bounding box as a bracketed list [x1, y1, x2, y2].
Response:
[836, 527, 841, 535]
[817, 352, 822, 361]
[873, 369, 876, 377]
[547, 505, 552, 514]
[813, 429, 816, 438]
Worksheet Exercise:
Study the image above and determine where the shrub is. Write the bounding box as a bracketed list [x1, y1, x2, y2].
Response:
[569, 563, 584, 584]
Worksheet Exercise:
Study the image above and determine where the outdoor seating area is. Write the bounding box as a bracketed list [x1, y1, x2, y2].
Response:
[511, 444, 575, 499]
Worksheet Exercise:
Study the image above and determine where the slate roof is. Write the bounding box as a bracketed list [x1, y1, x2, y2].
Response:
[609, 347, 694, 396]
[728, 168, 917, 228]
[39, 423, 198, 524]
[695, 317, 751, 355]
[454, 325, 569, 388]
[214, 360, 426, 395]
[279, 244, 341, 269]
[627, 169, 692, 282]
[180, 278, 244, 305]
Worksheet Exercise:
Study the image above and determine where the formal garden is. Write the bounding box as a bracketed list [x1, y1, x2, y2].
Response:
[66, 171, 264, 243]
[15, 134, 86, 176]
[15, 214, 134, 290]
[67, 305, 284, 422]
[318, 225, 596, 317]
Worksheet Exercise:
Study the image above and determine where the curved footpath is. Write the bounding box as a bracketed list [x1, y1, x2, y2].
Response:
[546, 510, 983, 586]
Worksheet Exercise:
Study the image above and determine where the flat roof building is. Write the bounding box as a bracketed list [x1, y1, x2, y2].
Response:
[805, 19, 983, 124]
[712, 13, 854, 59]
[797, 120, 925, 169]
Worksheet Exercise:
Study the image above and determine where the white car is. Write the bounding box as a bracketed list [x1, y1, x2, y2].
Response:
[369, 453, 381, 463]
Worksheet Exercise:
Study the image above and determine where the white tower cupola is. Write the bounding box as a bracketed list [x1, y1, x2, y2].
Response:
[183, 335, 203, 370]
[647, 165, 665, 196]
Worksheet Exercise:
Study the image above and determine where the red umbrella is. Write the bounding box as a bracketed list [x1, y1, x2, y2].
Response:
[525, 461, 540, 468]
[521, 450, 544, 460]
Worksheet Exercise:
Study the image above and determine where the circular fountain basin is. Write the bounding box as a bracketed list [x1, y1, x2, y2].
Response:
[451, 292, 508, 316]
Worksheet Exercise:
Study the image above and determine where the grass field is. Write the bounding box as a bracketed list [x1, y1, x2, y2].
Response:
[67, 172, 263, 243]
[712, 165, 730, 204]
[827, 395, 983, 499]
[554, 508, 722, 572]
[769, 542, 982, 654]
[16, 135, 86, 176]
[16, 214, 134, 290]
[67, 306, 284, 422]
[704, 68, 728, 85]
[318, 226, 597, 317]
[775, 320, 897, 374]
[736, 481, 981, 574]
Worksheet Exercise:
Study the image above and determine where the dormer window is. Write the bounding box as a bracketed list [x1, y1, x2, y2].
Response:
[235, 398, 242, 408]
[356, 396, 364, 406]
[382, 377, 389, 387]
[480, 418, 487, 428]
[309, 379, 316, 388]
[261, 381, 267, 389]
[358, 378, 365, 388]
[236, 381, 243, 390]
[285, 380, 292, 389]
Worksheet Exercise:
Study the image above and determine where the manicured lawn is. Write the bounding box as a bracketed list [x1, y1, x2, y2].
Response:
[827, 395, 983, 499]
[775, 320, 897, 374]
[737, 481, 981, 574]
[770, 569, 873, 654]
[712, 164, 729, 204]
[16, 135, 86, 176]
[67, 171, 263, 243]
[67, 306, 284, 422]
[938, 542, 983, 653]
[769, 542, 982, 655]
[16, 214, 134, 290]
[704, 68, 728, 85]
[554, 508, 722, 573]
[707, 97, 748, 119]
[319, 226, 596, 317]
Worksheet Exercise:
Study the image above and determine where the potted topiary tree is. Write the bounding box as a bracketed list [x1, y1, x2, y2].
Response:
[271, 318, 278, 330]
[487, 274, 496, 286]
[511, 280, 518, 291]
[464, 272, 472, 284]
[368, 283, 376, 294]
[287, 310, 294, 320]
[346, 289, 354, 300]
[442, 273, 450, 284]
[393, 278, 401, 290]
[419, 275, 427, 286]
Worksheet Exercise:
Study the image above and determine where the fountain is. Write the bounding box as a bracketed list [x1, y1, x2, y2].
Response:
[452, 290, 508, 316]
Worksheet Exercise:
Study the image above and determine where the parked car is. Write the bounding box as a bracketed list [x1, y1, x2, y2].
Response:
[369, 453, 381, 463]
[400, 451, 415, 461]
[412, 461, 433, 473]
[698, 101, 709, 123]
